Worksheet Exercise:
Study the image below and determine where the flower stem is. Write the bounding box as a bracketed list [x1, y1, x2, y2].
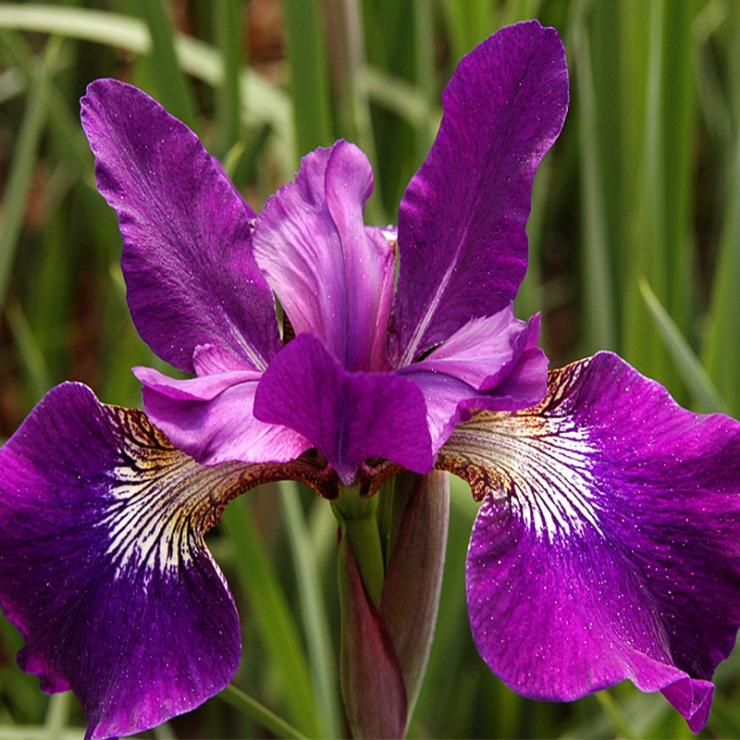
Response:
[332, 486, 385, 605]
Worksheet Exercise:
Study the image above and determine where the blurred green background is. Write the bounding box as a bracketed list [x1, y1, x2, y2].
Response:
[0, 0, 739, 738]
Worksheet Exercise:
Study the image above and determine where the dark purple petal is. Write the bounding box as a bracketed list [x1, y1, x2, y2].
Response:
[135, 365, 311, 465]
[81, 79, 280, 373]
[389, 21, 568, 365]
[253, 142, 395, 371]
[438, 353, 740, 731]
[0, 383, 286, 739]
[399, 312, 547, 451]
[253, 334, 433, 484]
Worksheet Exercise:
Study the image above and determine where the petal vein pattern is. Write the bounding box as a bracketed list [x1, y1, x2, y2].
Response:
[0, 383, 330, 740]
[442, 406, 602, 541]
[437, 352, 740, 731]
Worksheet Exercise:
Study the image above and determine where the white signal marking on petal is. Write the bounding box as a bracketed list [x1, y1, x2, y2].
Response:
[442, 411, 602, 542]
[93, 406, 250, 586]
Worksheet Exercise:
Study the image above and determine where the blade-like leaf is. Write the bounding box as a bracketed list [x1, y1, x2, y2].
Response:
[639, 280, 727, 414]
[220, 497, 319, 736]
[0, 36, 59, 307]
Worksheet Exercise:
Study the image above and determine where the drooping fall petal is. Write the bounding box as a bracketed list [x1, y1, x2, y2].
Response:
[0, 384, 330, 740]
[438, 353, 740, 731]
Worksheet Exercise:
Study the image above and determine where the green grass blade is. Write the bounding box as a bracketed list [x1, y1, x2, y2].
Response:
[0, 4, 294, 174]
[572, 11, 616, 351]
[441, 0, 493, 64]
[593, 692, 637, 740]
[622, 0, 676, 390]
[639, 279, 728, 414]
[43, 694, 70, 739]
[589, 0, 625, 310]
[0, 30, 91, 174]
[703, 123, 740, 415]
[214, 0, 242, 154]
[324, 0, 384, 222]
[134, 0, 196, 128]
[0, 37, 60, 308]
[662, 0, 696, 337]
[219, 685, 309, 740]
[282, 0, 333, 154]
[6, 303, 51, 405]
[280, 485, 342, 739]
[362, 67, 436, 130]
[220, 497, 319, 736]
[412, 0, 436, 156]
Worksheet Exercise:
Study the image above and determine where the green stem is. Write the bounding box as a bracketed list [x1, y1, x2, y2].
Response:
[219, 685, 310, 740]
[332, 487, 385, 606]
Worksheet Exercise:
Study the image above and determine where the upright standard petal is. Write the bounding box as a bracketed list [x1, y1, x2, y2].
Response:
[0, 384, 325, 740]
[81, 79, 280, 373]
[253, 334, 433, 484]
[437, 354, 740, 731]
[390, 21, 568, 365]
[253, 142, 395, 371]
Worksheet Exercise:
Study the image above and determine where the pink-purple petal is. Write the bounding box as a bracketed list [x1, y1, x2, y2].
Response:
[389, 20, 569, 365]
[438, 353, 740, 731]
[253, 333, 433, 484]
[400, 312, 547, 452]
[81, 79, 280, 373]
[0, 383, 263, 739]
[253, 142, 394, 371]
[135, 365, 310, 466]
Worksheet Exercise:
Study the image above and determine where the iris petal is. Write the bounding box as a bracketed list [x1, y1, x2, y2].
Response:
[253, 141, 394, 371]
[400, 310, 547, 451]
[437, 353, 740, 731]
[389, 20, 568, 365]
[254, 334, 433, 484]
[0, 383, 324, 740]
[134, 365, 311, 466]
[81, 79, 280, 373]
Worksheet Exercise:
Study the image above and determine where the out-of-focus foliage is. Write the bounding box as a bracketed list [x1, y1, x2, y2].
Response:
[0, 0, 738, 738]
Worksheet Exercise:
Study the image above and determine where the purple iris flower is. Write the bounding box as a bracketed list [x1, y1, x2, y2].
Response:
[0, 19, 738, 740]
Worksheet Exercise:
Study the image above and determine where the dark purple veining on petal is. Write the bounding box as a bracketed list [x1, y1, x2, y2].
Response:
[389, 21, 568, 366]
[439, 353, 740, 731]
[81, 79, 280, 373]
